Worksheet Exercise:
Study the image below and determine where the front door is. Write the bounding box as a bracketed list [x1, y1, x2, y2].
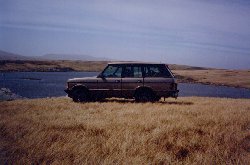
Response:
[97, 65, 122, 97]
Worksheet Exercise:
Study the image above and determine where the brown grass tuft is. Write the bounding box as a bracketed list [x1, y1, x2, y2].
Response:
[0, 97, 249, 164]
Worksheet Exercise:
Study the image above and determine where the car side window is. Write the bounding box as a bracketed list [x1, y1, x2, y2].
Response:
[122, 66, 133, 77]
[122, 66, 142, 78]
[133, 66, 143, 78]
[144, 65, 171, 77]
[102, 65, 122, 78]
[144, 66, 159, 77]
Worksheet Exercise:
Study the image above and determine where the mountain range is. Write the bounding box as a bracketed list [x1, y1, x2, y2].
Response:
[0, 50, 35, 60]
[0, 50, 110, 61]
[42, 53, 109, 61]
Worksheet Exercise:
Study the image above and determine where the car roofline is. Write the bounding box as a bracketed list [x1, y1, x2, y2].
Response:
[108, 61, 168, 65]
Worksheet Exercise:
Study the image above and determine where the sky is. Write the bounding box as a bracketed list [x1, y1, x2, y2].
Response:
[1, 0, 250, 69]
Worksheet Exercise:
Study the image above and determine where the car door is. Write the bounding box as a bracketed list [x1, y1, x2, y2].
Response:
[143, 64, 173, 91]
[121, 65, 143, 98]
[97, 64, 122, 97]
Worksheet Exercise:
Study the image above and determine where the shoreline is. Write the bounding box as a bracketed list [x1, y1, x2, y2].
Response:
[1, 95, 250, 103]
[0, 88, 24, 101]
[1, 60, 249, 89]
[177, 80, 250, 90]
[1, 82, 249, 102]
[1, 70, 250, 90]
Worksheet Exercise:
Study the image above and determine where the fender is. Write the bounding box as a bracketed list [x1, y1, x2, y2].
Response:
[65, 84, 89, 97]
[71, 84, 89, 91]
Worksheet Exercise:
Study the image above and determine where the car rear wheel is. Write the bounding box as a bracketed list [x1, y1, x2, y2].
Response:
[135, 89, 155, 102]
[72, 89, 89, 102]
[153, 96, 161, 102]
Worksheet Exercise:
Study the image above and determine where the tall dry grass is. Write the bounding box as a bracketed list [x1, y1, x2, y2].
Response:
[0, 97, 249, 164]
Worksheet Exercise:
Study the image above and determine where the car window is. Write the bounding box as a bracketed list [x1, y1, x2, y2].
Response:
[102, 65, 122, 78]
[122, 66, 142, 78]
[122, 66, 133, 77]
[144, 65, 172, 77]
[134, 66, 143, 78]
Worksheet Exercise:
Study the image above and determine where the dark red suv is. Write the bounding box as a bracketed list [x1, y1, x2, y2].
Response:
[65, 62, 179, 102]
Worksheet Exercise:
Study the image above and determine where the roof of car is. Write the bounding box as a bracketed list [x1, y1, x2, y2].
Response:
[108, 61, 167, 65]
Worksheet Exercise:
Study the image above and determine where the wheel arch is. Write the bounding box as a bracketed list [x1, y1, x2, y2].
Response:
[72, 84, 89, 91]
[71, 84, 90, 95]
[134, 86, 155, 97]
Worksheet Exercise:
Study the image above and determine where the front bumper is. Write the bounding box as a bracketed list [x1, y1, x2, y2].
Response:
[64, 89, 73, 98]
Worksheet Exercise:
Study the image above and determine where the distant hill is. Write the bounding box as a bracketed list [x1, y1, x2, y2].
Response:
[0, 50, 35, 60]
[168, 64, 211, 70]
[0, 49, 210, 70]
[0, 50, 110, 61]
[41, 53, 110, 61]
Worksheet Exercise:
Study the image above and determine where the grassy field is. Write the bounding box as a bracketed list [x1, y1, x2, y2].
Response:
[0, 60, 108, 72]
[0, 97, 249, 164]
[1, 60, 250, 88]
[173, 69, 250, 89]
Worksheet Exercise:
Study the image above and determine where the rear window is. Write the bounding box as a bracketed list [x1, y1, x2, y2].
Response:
[144, 65, 172, 77]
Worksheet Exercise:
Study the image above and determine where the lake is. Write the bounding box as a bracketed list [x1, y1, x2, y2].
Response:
[1, 72, 250, 99]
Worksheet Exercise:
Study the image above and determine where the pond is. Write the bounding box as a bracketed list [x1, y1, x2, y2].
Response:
[0, 72, 250, 99]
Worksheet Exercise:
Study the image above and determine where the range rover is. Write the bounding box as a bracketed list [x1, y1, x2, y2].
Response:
[65, 62, 179, 102]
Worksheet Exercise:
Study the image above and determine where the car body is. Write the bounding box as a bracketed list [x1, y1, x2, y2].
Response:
[65, 62, 179, 102]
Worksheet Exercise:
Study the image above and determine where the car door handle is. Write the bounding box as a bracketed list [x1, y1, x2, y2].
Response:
[115, 80, 120, 83]
[137, 80, 142, 83]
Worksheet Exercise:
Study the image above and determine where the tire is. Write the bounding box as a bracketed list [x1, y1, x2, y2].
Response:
[153, 96, 161, 102]
[72, 89, 89, 102]
[135, 89, 155, 102]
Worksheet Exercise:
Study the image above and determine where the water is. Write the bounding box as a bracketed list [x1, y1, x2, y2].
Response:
[179, 83, 250, 98]
[0, 72, 250, 99]
[0, 72, 98, 98]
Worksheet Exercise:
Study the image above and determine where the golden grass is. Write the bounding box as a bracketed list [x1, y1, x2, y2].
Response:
[56, 60, 109, 72]
[0, 60, 109, 72]
[173, 69, 250, 89]
[0, 97, 249, 164]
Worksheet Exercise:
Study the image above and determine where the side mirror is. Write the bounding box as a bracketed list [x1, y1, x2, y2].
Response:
[97, 74, 105, 79]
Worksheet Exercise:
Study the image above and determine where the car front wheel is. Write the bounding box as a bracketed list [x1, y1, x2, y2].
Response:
[72, 89, 89, 102]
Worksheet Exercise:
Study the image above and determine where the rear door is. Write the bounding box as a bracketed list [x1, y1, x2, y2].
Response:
[143, 64, 174, 91]
[121, 65, 143, 98]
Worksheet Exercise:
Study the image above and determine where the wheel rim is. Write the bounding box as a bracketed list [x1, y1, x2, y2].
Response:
[73, 90, 88, 102]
